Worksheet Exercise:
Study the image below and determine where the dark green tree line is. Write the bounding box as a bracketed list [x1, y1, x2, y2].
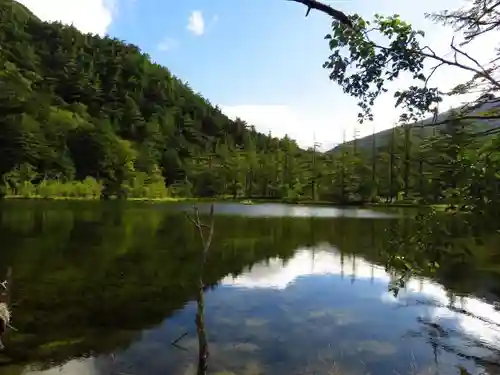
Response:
[0, 0, 335, 201]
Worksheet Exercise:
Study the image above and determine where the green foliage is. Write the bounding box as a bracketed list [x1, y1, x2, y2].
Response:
[320, 0, 500, 212]
[36, 178, 102, 199]
[1, 0, 499, 209]
[324, 14, 440, 123]
[0, 0, 327, 201]
[323, 0, 500, 124]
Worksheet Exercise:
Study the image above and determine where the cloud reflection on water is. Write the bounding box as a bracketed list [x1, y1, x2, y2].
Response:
[222, 245, 500, 351]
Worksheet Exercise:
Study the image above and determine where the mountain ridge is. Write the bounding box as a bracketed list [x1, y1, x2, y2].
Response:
[329, 97, 500, 153]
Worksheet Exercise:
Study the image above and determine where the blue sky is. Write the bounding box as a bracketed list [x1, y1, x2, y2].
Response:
[19, 0, 491, 149]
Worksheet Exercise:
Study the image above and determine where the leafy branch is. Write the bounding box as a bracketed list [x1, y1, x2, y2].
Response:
[293, 0, 500, 124]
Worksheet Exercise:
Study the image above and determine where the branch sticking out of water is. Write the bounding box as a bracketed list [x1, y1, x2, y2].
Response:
[183, 204, 215, 375]
[184, 204, 215, 257]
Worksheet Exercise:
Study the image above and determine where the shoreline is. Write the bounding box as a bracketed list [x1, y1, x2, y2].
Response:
[0, 195, 450, 210]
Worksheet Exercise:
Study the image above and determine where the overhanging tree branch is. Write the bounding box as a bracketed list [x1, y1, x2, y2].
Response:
[316, 0, 500, 124]
[287, 0, 353, 28]
[367, 40, 500, 91]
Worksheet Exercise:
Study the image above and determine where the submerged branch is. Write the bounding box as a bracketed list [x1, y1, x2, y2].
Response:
[171, 331, 189, 346]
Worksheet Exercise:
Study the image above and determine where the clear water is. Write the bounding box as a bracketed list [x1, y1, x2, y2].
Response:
[0, 200, 498, 375]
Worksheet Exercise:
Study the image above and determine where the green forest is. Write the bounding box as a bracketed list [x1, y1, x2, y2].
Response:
[1, 0, 499, 212]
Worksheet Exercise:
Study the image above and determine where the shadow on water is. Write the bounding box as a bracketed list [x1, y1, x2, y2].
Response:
[0, 201, 498, 374]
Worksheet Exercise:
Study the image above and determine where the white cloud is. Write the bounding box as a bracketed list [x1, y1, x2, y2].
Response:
[157, 37, 178, 52]
[222, 245, 500, 348]
[221, 0, 500, 149]
[221, 22, 500, 149]
[187, 10, 205, 36]
[18, 0, 115, 36]
[221, 104, 373, 150]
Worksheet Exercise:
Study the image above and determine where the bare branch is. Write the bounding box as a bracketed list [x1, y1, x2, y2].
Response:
[366, 39, 500, 91]
[203, 205, 215, 254]
[185, 206, 207, 246]
[428, 0, 500, 44]
[184, 205, 215, 375]
[194, 206, 205, 245]
[450, 36, 493, 77]
[185, 204, 215, 261]
[425, 62, 446, 87]
[421, 45, 438, 57]
[287, 0, 353, 28]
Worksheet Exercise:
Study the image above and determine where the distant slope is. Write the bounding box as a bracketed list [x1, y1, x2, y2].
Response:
[329, 98, 500, 152]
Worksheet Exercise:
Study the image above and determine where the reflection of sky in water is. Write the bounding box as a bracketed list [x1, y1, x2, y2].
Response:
[221, 243, 391, 289]
[223, 246, 500, 347]
[177, 202, 397, 218]
[20, 246, 500, 375]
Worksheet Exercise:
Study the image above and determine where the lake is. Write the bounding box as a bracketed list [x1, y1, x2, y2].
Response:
[0, 200, 498, 375]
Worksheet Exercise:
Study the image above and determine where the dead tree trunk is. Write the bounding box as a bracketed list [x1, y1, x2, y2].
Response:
[185, 205, 215, 375]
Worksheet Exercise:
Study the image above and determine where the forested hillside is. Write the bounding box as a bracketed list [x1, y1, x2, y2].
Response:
[0, 0, 326, 200]
[2, 0, 500, 208]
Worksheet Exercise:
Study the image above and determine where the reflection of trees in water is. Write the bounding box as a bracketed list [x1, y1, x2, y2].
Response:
[0, 204, 322, 368]
[367, 208, 500, 300]
[375, 208, 500, 375]
[328, 209, 500, 375]
[1, 203, 500, 374]
[83, 206, 214, 375]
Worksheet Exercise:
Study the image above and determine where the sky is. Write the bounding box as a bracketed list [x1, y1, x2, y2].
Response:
[17, 0, 497, 150]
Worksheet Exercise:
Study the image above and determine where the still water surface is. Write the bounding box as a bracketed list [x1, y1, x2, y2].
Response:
[0, 201, 498, 375]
